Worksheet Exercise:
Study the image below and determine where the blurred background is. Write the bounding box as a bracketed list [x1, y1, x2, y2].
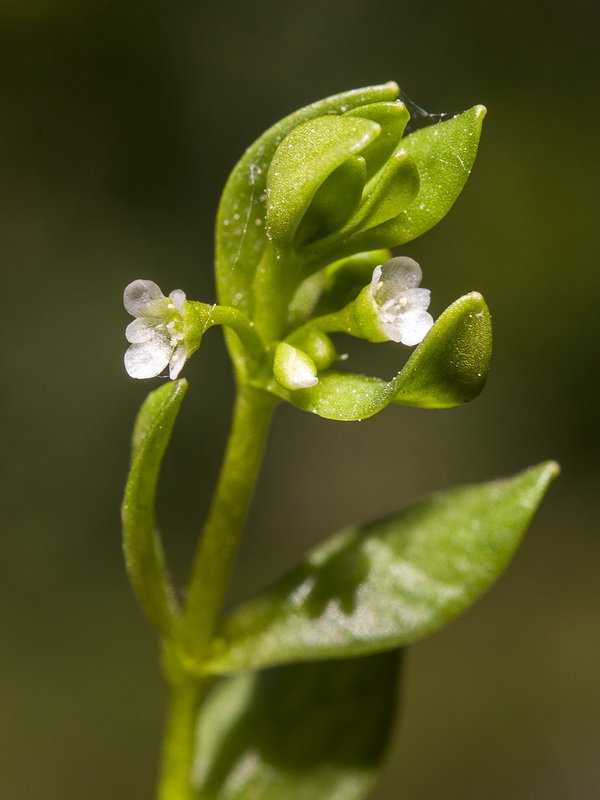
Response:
[1, 0, 599, 797]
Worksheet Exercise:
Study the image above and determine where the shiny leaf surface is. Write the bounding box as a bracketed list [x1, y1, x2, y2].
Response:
[203, 463, 558, 673]
[343, 101, 410, 178]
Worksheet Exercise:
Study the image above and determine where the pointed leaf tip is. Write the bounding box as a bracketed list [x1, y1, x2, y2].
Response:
[344, 104, 486, 252]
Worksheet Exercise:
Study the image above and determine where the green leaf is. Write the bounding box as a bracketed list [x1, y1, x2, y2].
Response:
[337, 105, 486, 254]
[393, 290, 492, 408]
[346, 149, 419, 232]
[343, 101, 410, 178]
[305, 150, 419, 259]
[193, 651, 400, 800]
[203, 462, 558, 673]
[266, 116, 380, 252]
[269, 369, 399, 421]
[215, 82, 400, 320]
[270, 292, 491, 420]
[121, 380, 187, 635]
[295, 156, 367, 246]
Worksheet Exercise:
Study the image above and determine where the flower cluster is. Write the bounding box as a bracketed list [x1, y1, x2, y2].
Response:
[123, 258, 433, 389]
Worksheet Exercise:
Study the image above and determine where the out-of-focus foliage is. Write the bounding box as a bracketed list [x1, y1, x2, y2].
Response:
[194, 652, 399, 800]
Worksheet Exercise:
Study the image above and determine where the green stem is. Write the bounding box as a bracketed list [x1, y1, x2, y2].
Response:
[181, 383, 277, 661]
[157, 673, 210, 800]
[287, 303, 358, 344]
[156, 379, 276, 799]
[252, 244, 299, 341]
[189, 302, 265, 363]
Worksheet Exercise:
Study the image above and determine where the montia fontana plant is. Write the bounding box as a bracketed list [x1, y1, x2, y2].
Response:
[121, 81, 558, 800]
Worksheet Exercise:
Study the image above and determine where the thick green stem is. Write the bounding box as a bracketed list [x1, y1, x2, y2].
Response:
[181, 383, 277, 661]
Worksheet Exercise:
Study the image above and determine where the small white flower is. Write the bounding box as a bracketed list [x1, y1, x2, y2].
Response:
[123, 279, 188, 379]
[370, 256, 433, 345]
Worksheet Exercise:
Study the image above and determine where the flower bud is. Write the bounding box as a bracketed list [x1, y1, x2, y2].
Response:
[291, 330, 338, 370]
[273, 343, 319, 390]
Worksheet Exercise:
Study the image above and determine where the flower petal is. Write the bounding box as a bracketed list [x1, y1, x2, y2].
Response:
[402, 287, 431, 311]
[169, 289, 187, 315]
[124, 338, 172, 379]
[125, 318, 161, 344]
[168, 342, 188, 379]
[124, 280, 166, 316]
[396, 309, 434, 346]
[373, 257, 422, 304]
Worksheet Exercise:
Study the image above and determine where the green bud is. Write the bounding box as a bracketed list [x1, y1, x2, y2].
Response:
[273, 342, 319, 390]
[266, 102, 420, 257]
[291, 330, 338, 370]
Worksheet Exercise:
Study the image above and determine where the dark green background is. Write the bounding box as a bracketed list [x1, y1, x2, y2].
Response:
[2, 1, 599, 797]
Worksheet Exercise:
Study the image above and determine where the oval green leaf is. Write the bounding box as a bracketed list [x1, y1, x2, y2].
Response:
[193, 651, 400, 800]
[266, 116, 380, 252]
[121, 380, 187, 635]
[216, 82, 400, 320]
[393, 290, 492, 408]
[203, 462, 558, 673]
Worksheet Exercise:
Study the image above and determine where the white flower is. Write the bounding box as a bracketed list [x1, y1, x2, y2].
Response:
[370, 256, 433, 346]
[123, 279, 188, 379]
